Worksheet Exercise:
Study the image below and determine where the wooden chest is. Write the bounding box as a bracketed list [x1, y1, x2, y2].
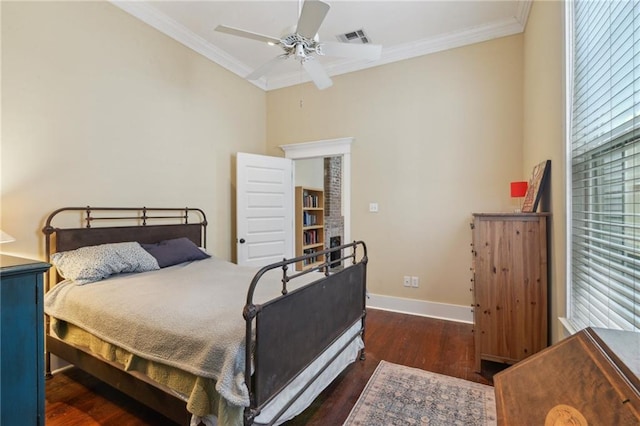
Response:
[494, 327, 640, 425]
[471, 213, 549, 372]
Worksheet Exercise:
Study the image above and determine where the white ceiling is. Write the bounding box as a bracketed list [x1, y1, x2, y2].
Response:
[112, 0, 531, 91]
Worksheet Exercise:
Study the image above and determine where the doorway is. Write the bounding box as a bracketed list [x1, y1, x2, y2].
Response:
[280, 137, 353, 248]
[294, 156, 344, 269]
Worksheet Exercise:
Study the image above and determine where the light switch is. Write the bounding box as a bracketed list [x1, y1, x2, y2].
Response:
[369, 202, 379, 213]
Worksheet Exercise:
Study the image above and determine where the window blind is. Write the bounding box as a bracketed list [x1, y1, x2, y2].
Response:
[570, 0, 640, 331]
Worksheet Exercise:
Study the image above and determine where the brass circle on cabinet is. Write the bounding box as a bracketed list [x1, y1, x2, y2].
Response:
[544, 404, 588, 426]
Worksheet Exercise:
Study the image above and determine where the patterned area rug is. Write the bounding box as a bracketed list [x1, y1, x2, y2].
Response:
[343, 361, 497, 425]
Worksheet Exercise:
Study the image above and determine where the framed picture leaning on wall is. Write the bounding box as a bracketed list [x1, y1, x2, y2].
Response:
[522, 160, 551, 213]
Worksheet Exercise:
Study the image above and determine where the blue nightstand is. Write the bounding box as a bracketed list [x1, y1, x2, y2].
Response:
[1, 255, 50, 426]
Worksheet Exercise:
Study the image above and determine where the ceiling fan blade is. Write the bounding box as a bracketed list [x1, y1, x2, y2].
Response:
[303, 57, 333, 90]
[320, 42, 383, 61]
[215, 25, 281, 45]
[296, 0, 330, 39]
[246, 55, 288, 81]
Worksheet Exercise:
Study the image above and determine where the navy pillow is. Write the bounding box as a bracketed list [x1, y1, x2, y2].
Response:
[141, 237, 210, 268]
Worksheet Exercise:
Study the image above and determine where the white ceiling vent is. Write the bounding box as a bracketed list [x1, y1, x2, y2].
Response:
[336, 29, 371, 44]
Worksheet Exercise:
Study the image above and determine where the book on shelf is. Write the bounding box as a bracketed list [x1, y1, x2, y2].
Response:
[302, 192, 321, 208]
[302, 248, 320, 266]
[303, 211, 317, 227]
[303, 229, 318, 245]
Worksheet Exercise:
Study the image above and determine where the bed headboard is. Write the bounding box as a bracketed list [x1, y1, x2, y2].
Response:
[43, 206, 207, 288]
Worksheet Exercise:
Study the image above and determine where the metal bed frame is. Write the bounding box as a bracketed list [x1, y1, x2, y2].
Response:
[43, 206, 368, 425]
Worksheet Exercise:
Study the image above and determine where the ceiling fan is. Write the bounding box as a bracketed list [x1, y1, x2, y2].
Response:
[215, 0, 382, 90]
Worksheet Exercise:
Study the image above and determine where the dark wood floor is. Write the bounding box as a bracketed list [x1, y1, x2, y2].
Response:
[45, 308, 502, 425]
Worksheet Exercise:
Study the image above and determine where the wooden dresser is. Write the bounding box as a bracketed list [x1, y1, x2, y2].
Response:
[494, 327, 640, 425]
[0, 255, 50, 426]
[471, 213, 550, 372]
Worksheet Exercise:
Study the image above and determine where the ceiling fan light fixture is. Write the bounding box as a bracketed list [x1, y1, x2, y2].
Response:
[215, 0, 381, 91]
[295, 43, 306, 59]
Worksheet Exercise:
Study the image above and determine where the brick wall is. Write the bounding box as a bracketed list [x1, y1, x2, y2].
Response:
[324, 157, 344, 247]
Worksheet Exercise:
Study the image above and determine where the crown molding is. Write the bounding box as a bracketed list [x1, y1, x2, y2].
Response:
[516, 0, 533, 31]
[266, 12, 528, 90]
[110, 1, 268, 90]
[111, 0, 531, 92]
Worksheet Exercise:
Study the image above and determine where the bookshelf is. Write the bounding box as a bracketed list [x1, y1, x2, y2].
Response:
[295, 186, 325, 271]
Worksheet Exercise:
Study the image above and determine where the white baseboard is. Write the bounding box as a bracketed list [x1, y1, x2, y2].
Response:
[366, 293, 474, 324]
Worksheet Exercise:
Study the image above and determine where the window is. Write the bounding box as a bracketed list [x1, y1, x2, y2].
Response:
[569, 0, 640, 331]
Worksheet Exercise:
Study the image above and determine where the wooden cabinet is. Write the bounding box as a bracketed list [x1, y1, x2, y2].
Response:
[0, 255, 50, 426]
[295, 186, 325, 271]
[494, 327, 640, 425]
[471, 213, 549, 372]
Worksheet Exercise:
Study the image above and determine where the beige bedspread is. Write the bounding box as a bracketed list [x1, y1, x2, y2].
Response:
[44, 256, 316, 409]
[51, 319, 241, 419]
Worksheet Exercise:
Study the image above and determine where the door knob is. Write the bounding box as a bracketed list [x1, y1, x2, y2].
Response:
[239, 238, 246, 244]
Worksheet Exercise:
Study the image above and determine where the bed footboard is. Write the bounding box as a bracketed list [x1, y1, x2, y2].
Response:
[243, 241, 368, 425]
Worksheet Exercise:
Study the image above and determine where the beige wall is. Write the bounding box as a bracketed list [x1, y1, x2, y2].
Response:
[294, 158, 324, 188]
[2, 0, 568, 333]
[267, 35, 524, 307]
[523, 0, 566, 342]
[1, 1, 266, 261]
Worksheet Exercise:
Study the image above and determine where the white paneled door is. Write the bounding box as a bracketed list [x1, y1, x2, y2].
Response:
[236, 152, 294, 267]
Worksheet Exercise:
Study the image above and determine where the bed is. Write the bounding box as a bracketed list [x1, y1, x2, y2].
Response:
[42, 206, 368, 426]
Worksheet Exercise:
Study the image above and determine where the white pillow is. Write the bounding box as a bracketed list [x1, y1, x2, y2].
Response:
[51, 242, 160, 284]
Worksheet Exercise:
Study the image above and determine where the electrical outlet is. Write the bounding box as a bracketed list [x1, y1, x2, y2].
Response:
[411, 276, 419, 288]
[403, 276, 411, 287]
